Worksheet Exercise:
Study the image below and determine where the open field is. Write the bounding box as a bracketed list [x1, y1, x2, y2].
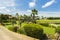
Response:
[42, 26, 55, 35]
[3, 19, 60, 40]
[5, 22, 55, 35]
[37, 19, 60, 23]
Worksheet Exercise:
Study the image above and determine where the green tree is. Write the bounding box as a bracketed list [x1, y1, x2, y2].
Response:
[56, 26, 60, 34]
[16, 13, 19, 20]
[0, 14, 10, 24]
[31, 9, 38, 23]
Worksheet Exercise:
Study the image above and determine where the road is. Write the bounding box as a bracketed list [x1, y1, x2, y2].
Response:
[0, 26, 38, 40]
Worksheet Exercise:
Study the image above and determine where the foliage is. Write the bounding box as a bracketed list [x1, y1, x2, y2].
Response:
[47, 17, 60, 20]
[23, 23, 43, 39]
[17, 28, 26, 35]
[40, 23, 49, 27]
[36, 20, 60, 24]
[31, 9, 38, 23]
[20, 15, 32, 22]
[0, 14, 9, 20]
[11, 20, 16, 24]
[56, 26, 60, 34]
[42, 27, 55, 35]
[6, 25, 19, 32]
[6, 25, 14, 31]
[15, 13, 19, 20]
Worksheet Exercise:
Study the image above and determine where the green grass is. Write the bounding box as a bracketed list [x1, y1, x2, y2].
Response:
[42, 26, 55, 35]
[37, 19, 60, 23]
[22, 23, 55, 35]
[4, 21, 56, 35]
[5, 25, 12, 28]
[36, 19, 57, 35]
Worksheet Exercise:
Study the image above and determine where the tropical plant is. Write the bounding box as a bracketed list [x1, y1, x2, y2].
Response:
[23, 23, 44, 39]
[31, 9, 38, 21]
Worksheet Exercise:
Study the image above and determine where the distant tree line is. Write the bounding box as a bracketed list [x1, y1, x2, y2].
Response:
[47, 17, 60, 20]
[0, 9, 40, 25]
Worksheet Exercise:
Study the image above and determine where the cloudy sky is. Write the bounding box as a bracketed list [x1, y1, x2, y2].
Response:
[0, 0, 60, 17]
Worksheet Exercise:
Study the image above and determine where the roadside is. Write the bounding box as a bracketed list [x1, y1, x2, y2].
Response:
[0, 25, 39, 40]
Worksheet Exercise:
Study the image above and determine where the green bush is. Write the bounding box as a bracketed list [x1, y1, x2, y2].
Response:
[56, 26, 60, 34]
[17, 28, 26, 35]
[23, 23, 43, 39]
[49, 24, 56, 28]
[13, 26, 19, 32]
[40, 23, 49, 27]
[7, 26, 18, 32]
[7, 26, 14, 31]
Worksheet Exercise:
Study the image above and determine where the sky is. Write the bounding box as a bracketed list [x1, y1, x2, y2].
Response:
[0, 0, 60, 17]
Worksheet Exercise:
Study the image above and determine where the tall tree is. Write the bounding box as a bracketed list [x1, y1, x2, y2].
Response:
[16, 13, 19, 20]
[31, 9, 38, 20]
[31, 9, 38, 23]
[16, 13, 22, 27]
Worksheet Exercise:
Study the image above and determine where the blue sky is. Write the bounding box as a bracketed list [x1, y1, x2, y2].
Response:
[0, 0, 60, 17]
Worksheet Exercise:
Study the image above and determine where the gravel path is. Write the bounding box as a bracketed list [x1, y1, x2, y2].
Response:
[0, 26, 38, 40]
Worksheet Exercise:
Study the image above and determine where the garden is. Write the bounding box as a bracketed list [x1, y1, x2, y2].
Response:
[0, 9, 60, 40]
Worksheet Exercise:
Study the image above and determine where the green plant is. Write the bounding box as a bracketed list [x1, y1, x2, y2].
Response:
[7, 26, 14, 31]
[13, 26, 19, 32]
[17, 28, 26, 34]
[40, 23, 49, 27]
[56, 26, 60, 34]
[23, 23, 43, 39]
[6, 25, 18, 32]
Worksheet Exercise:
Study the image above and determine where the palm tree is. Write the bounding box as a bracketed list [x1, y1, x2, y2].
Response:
[31, 9, 38, 20]
[31, 9, 38, 23]
[16, 13, 19, 20]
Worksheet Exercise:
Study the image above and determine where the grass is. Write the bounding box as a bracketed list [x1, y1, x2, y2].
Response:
[22, 23, 55, 35]
[6, 24, 55, 35]
[37, 19, 60, 23]
[5, 25, 12, 27]
[36, 19, 58, 35]
[4, 21, 56, 35]
[42, 26, 55, 35]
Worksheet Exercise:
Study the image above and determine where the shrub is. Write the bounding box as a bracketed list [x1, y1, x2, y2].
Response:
[56, 26, 60, 34]
[13, 26, 18, 32]
[7, 26, 14, 31]
[17, 28, 26, 35]
[23, 23, 43, 39]
[7, 26, 18, 32]
[49, 24, 56, 28]
[40, 23, 49, 27]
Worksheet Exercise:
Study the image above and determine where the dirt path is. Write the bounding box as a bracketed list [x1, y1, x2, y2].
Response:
[0, 26, 38, 40]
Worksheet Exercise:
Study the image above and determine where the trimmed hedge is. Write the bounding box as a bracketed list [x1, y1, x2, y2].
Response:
[17, 27, 26, 35]
[40, 23, 49, 27]
[23, 23, 44, 39]
[7, 26, 14, 31]
[6, 26, 18, 32]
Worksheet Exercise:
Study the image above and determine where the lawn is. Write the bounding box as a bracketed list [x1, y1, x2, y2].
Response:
[22, 23, 56, 35]
[42, 26, 55, 35]
[4, 22, 56, 35]
[36, 19, 58, 35]
[36, 19, 60, 23]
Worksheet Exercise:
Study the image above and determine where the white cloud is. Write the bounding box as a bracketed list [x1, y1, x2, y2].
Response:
[42, 0, 55, 8]
[0, 0, 15, 7]
[26, 10, 31, 12]
[29, 0, 36, 8]
[38, 11, 60, 17]
[0, 0, 15, 14]
[33, 0, 36, 2]
[29, 2, 35, 8]
[0, 7, 6, 9]
[0, 7, 11, 13]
